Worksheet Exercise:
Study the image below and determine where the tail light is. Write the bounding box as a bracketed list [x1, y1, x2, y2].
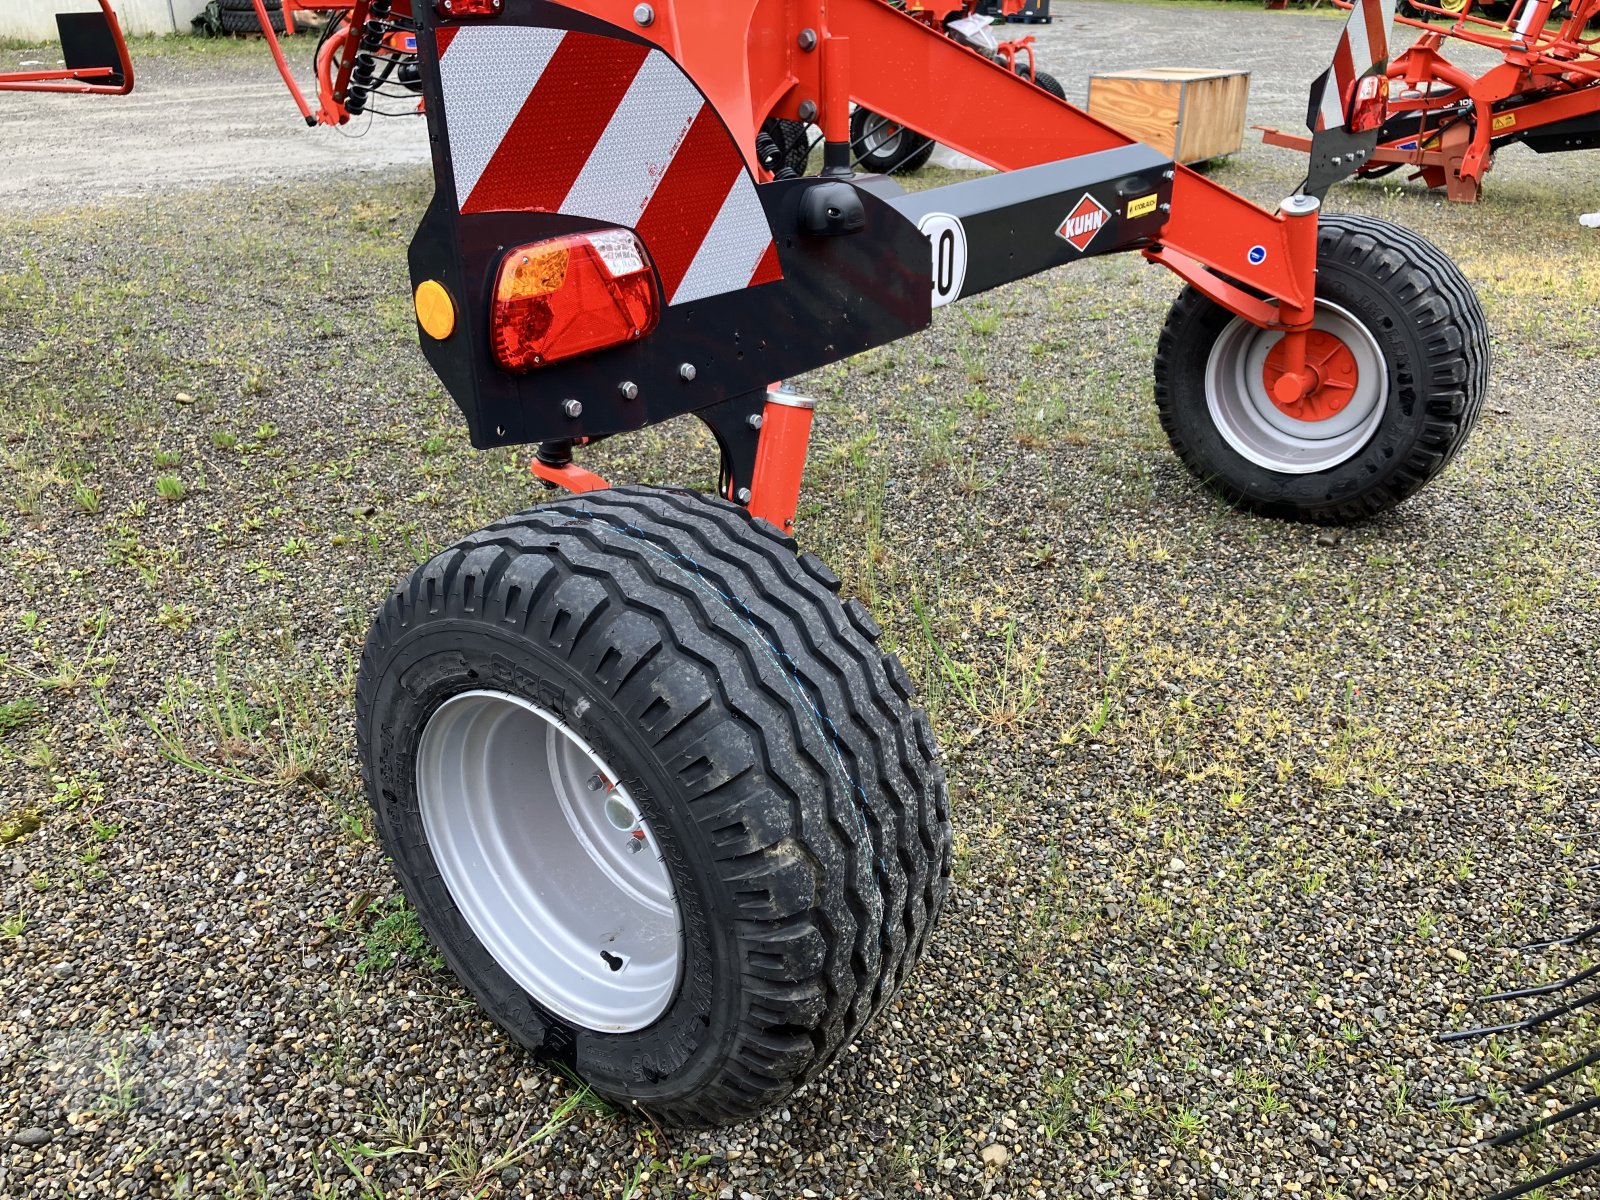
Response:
[489, 229, 660, 372]
[436, 0, 503, 16]
[1346, 74, 1388, 134]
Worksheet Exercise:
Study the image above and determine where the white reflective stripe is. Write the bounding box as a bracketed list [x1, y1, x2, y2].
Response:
[670, 171, 771, 305]
[559, 50, 704, 228]
[1319, 77, 1345, 131]
[437, 27, 564, 207]
[1346, 8, 1371, 82]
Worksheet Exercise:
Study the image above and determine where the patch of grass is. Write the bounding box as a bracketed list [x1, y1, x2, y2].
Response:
[351, 895, 444, 977]
[423, 1087, 591, 1193]
[155, 474, 186, 502]
[0, 695, 43, 736]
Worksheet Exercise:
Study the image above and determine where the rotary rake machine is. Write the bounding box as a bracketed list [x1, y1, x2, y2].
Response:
[6, 0, 1495, 1127]
[1262, 0, 1600, 201]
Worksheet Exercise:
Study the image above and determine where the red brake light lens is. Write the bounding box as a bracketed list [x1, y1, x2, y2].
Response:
[1346, 74, 1388, 134]
[489, 230, 659, 372]
[436, 0, 503, 17]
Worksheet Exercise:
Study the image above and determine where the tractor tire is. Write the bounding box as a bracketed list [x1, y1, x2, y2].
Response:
[219, 0, 282, 9]
[850, 107, 936, 174]
[1152, 212, 1488, 523]
[218, 5, 287, 33]
[1015, 62, 1067, 100]
[356, 486, 951, 1127]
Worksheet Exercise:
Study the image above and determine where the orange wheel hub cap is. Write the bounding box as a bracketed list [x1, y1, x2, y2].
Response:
[1262, 330, 1361, 422]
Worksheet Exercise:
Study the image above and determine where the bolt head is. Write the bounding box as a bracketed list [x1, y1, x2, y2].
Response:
[618, 381, 639, 400]
[735, 488, 752, 504]
[562, 399, 583, 418]
[678, 363, 697, 382]
[797, 99, 818, 123]
[798, 28, 818, 51]
[633, 3, 654, 26]
[746, 413, 764, 430]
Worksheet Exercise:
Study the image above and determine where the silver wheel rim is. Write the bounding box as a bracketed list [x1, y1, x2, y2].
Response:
[1204, 300, 1388, 475]
[417, 690, 681, 1033]
[861, 112, 904, 157]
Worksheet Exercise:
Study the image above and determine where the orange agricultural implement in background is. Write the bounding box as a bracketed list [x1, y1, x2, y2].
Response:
[0, 0, 132, 94]
[1261, 0, 1600, 200]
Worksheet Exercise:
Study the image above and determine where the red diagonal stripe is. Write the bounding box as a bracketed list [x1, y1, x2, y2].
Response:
[632, 103, 745, 300]
[1361, 0, 1389, 67]
[748, 241, 782, 288]
[435, 25, 458, 59]
[1332, 38, 1356, 97]
[463, 33, 649, 215]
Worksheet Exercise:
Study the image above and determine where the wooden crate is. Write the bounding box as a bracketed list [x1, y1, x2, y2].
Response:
[1086, 67, 1251, 164]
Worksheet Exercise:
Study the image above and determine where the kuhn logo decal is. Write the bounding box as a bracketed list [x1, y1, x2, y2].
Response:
[1057, 194, 1110, 253]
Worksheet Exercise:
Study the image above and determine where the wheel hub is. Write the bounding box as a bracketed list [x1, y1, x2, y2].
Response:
[1262, 329, 1361, 422]
[416, 690, 681, 1033]
[1204, 299, 1389, 475]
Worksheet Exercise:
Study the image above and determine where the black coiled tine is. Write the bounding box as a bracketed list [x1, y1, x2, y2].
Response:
[1485, 1092, 1600, 1149]
[1517, 922, 1600, 952]
[1519, 1045, 1600, 1096]
[1486, 1152, 1600, 1200]
[1482, 960, 1600, 1003]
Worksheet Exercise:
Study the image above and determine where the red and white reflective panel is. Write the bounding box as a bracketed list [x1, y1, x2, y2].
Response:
[435, 25, 782, 307]
[1310, 0, 1395, 132]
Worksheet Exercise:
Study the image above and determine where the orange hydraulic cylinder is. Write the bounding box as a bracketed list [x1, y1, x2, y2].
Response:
[747, 392, 817, 533]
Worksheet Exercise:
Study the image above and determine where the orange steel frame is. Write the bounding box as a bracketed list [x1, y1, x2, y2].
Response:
[603, 0, 1321, 326]
[268, 0, 1321, 324]
[262, 0, 1320, 332]
[0, 0, 133, 94]
[515, 0, 1331, 527]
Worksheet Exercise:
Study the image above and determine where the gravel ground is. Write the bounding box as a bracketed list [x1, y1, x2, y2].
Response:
[2, 4, 1599, 1198]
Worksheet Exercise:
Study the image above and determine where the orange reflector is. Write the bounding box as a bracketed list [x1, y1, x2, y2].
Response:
[414, 280, 456, 340]
[490, 229, 659, 373]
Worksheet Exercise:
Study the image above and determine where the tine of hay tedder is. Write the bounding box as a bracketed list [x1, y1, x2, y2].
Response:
[6, 0, 1505, 1129]
[1443, 919, 1600, 1200]
[1261, 0, 1600, 201]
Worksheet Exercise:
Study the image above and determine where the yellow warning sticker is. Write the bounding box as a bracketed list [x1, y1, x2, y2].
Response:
[1126, 193, 1158, 220]
[1492, 112, 1517, 132]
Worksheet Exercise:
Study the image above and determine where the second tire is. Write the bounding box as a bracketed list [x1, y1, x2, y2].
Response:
[1152, 212, 1488, 522]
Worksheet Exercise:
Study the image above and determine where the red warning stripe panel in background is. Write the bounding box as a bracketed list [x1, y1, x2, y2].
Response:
[1312, 0, 1394, 131]
[435, 25, 782, 305]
